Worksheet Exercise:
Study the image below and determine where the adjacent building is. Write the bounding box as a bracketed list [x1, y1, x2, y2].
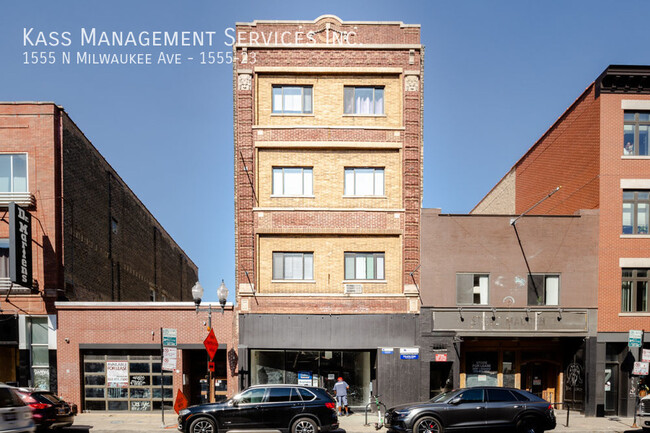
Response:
[472, 65, 650, 417]
[233, 15, 424, 408]
[0, 102, 198, 398]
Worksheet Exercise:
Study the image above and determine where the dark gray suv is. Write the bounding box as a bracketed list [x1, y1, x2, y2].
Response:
[178, 385, 338, 433]
[384, 387, 556, 433]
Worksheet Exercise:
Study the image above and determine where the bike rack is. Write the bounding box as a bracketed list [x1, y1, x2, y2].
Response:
[364, 402, 372, 426]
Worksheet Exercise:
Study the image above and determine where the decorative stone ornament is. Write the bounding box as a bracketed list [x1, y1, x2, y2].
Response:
[405, 75, 419, 92]
[238, 73, 252, 91]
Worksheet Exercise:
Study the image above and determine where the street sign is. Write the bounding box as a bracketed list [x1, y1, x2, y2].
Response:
[204, 328, 219, 360]
[162, 347, 177, 371]
[643, 349, 650, 363]
[208, 361, 215, 372]
[629, 330, 644, 348]
[174, 390, 189, 414]
[162, 328, 177, 347]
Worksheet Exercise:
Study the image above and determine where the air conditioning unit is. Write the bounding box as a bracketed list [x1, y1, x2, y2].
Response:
[344, 284, 363, 294]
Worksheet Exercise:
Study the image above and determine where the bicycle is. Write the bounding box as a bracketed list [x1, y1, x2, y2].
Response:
[364, 394, 387, 430]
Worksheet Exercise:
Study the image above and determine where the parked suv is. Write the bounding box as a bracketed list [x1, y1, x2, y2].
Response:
[384, 387, 555, 433]
[0, 384, 35, 433]
[636, 394, 650, 432]
[14, 388, 75, 430]
[178, 384, 338, 433]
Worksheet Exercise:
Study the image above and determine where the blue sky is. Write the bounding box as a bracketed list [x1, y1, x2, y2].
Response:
[2, 0, 649, 302]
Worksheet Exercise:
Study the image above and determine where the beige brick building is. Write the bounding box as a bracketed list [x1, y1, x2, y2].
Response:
[233, 16, 424, 407]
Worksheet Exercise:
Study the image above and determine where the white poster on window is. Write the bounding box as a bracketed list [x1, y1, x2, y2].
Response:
[107, 361, 128, 388]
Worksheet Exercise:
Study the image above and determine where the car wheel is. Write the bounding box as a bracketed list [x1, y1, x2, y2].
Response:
[292, 417, 317, 433]
[189, 417, 217, 433]
[516, 417, 543, 433]
[412, 416, 443, 433]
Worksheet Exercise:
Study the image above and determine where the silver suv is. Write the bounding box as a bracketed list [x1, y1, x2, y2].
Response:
[0, 384, 35, 433]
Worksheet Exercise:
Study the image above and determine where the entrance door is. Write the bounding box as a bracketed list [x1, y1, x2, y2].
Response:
[604, 364, 618, 415]
[430, 362, 453, 398]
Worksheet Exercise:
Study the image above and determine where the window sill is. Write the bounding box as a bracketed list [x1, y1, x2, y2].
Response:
[620, 234, 650, 238]
[342, 280, 387, 283]
[271, 280, 316, 283]
[342, 114, 387, 117]
[342, 195, 387, 199]
[270, 195, 315, 198]
[271, 113, 315, 117]
[621, 155, 650, 159]
[619, 312, 650, 317]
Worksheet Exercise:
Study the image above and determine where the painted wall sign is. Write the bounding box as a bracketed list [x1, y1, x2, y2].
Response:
[400, 347, 419, 360]
[9, 202, 32, 288]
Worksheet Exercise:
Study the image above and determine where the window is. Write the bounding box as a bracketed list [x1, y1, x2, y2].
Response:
[272, 252, 313, 280]
[0, 154, 27, 193]
[527, 274, 560, 306]
[266, 387, 292, 403]
[344, 87, 384, 115]
[0, 239, 8, 279]
[238, 387, 266, 404]
[344, 253, 385, 280]
[457, 388, 484, 403]
[272, 167, 313, 196]
[623, 191, 650, 234]
[272, 86, 312, 114]
[622, 268, 649, 312]
[456, 273, 489, 305]
[624, 112, 650, 156]
[30, 317, 49, 391]
[487, 388, 517, 402]
[344, 168, 384, 196]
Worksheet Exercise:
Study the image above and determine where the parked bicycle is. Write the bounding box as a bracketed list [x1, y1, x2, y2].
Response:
[364, 394, 387, 430]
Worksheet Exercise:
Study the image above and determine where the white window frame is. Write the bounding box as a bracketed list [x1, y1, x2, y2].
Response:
[0, 153, 28, 193]
[272, 167, 313, 197]
[344, 252, 385, 281]
[344, 168, 385, 197]
[272, 86, 313, 114]
[456, 273, 489, 305]
[272, 252, 314, 281]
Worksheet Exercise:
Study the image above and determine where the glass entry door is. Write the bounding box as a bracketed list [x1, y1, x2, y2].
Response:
[604, 364, 618, 414]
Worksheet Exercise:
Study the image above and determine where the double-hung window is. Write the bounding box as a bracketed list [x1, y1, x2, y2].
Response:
[344, 168, 384, 196]
[344, 253, 385, 280]
[272, 252, 313, 280]
[0, 154, 27, 193]
[623, 190, 650, 234]
[456, 273, 489, 305]
[344, 87, 384, 115]
[622, 268, 649, 312]
[272, 167, 313, 196]
[527, 274, 560, 306]
[624, 112, 650, 156]
[272, 86, 313, 114]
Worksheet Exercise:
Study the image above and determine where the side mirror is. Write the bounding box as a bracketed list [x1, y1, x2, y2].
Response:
[231, 399, 239, 407]
[449, 397, 462, 405]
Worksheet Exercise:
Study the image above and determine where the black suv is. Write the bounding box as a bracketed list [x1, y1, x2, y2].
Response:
[384, 387, 556, 433]
[178, 385, 338, 433]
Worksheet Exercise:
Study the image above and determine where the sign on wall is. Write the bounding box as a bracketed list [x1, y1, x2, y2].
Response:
[400, 347, 419, 360]
[381, 348, 394, 355]
[643, 349, 650, 363]
[9, 202, 32, 288]
[106, 361, 128, 388]
[435, 353, 448, 362]
[298, 371, 312, 386]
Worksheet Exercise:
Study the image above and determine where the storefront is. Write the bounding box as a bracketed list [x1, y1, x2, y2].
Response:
[0, 314, 19, 385]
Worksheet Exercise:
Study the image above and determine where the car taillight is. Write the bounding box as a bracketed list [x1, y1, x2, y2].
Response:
[548, 404, 553, 411]
[29, 403, 52, 410]
[325, 402, 336, 409]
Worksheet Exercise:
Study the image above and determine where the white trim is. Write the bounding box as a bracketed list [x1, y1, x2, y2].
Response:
[620, 234, 650, 239]
[619, 312, 650, 317]
[54, 301, 234, 309]
[621, 179, 650, 189]
[342, 195, 388, 199]
[255, 66, 404, 74]
[48, 315, 57, 350]
[621, 156, 650, 160]
[342, 279, 387, 283]
[270, 195, 315, 198]
[18, 315, 26, 350]
[619, 257, 650, 267]
[271, 280, 316, 283]
[622, 100, 650, 110]
[253, 207, 404, 212]
[235, 44, 422, 50]
[236, 15, 420, 27]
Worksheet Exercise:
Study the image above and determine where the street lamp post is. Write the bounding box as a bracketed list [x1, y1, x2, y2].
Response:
[191, 280, 229, 403]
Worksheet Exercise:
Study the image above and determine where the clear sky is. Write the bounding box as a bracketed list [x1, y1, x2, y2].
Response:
[2, 0, 648, 302]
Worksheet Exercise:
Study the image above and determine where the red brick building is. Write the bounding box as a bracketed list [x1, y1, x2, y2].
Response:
[233, 16, 424, 408]
[473, 65, 650, 417]
[0, 103, 198, 401]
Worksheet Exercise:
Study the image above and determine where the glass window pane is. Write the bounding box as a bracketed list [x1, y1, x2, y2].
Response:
[273, 168, 283, 195]
[355, 256, 366, 279]
[130, 363, 150, 373]
[32, 346, 49, 366]
[545, 276, 559, 305]
[32, 368, 49, 390]
[344, 169, 354, 195]
[374, 88, 384, 114]
[355, 88, 373, 114]
[637, 281, 648, 312]
[129, 388, 150, 399]
[344, 87, 354, 114]
[624, 125, 635, 155]
[303, 254, 313, 280]
[623, 191, 635, 200]
[376, 255, 384, 280]
[479, 275, 489, 305]
[283, 168, 303, 195]
[639, 192, 650, 200]
[355, 169, 374, 195]
[240, 388, 266, 404]
[623, 203, 634, 234]
[267, 387, 292, 402]
[85, 375, 105, 385]
[624, 112, 636, 121]
[12, 155, 27, 192]
[273, 253, 283, 280]
[85, 387, 105, 398]
[639, 270, 648, 278]
[84, 363, 105, 373]
[303, 87, 312, 113]
[456, 274, 473, 304]
[251, 350, 285, 385]
[107, 388, 128, 399]
[640, 125, 649, 156]
[640, 113, 650, 122]
[638, 203, 649, 234]
[108, 401, 128, 410]
[31, 318, 49, 345]
[0, 156, 10, 192]
[344, 255, 355, 280]
[283, 87, 302, 113]
[303, 169, 313, 195]
[622, 281, 632, 312]
[284, 254, 303, 280]
[366, 256, 375, 279]
[374, 169, 384, 195]
[272, 87, 283, 113]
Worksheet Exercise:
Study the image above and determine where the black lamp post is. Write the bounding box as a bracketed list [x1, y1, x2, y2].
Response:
[191, 280, 229, 402]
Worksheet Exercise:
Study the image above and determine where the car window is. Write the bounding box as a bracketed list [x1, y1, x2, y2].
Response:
[458, 388, 483, 403]
[39, 392, 63, 404]
[0, 388, 25, 408]
[487, 389, 516, 402]
[290, 388, 302, 402]
[239, 388, 266, 404]
[266, 387, 292, 403]
[510, 390, 531, 402]
[298, 388, 315, 401]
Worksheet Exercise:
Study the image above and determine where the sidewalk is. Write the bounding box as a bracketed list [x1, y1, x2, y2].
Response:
[60, 410, 644, 433]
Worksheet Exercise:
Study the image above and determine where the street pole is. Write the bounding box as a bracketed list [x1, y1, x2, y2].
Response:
[207, 305, 213, 403]
[160, 327, 164, 427]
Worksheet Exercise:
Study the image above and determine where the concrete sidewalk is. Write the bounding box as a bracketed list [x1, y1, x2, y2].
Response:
[58, 410, 645, 433]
